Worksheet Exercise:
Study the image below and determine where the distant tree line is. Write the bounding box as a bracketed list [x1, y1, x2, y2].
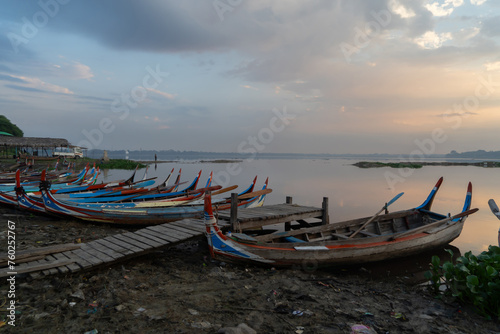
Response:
[447, 150, 500, 159]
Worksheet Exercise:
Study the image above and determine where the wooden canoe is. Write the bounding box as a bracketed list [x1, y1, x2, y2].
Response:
[38, 175, 271, 225]
[204, 177, 477, 267]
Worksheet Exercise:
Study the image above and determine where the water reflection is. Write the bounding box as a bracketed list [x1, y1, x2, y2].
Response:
[97, 158, 499, 256]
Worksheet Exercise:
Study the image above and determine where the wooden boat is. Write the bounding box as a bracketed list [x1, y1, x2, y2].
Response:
[38, 174, 271, 225]
[487, 199, 500, 246]
[203, 177, 477, 267]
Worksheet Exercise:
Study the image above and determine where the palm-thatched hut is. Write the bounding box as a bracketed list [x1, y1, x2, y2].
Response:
[0, 137, 72, 158]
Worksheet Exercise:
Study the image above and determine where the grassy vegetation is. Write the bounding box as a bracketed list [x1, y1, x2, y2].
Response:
[98, 159, 147, 170]
[354, 161, 423, 169]
[426, 247, 500, 320]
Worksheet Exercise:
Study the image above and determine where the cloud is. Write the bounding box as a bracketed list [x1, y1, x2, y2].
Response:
[389, 0, 416, 18]
[470, 0, 487, 5]
[484, 61, 500, 71]
[425, 0, 464, 16]
[146, 88, 176, 100]
[0, 73, 28, 83]
[241, 85, 259, 90]
[436, 111, 478, 117]
[413, 31, 453, 49]
[4, 84, 45, 93]
[8, 75, 73, 94]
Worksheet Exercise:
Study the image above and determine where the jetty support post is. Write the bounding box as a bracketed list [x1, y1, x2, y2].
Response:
[322, 197, 329, 225]
[284, 196, 293, 231]
[230, 193, 239, 232]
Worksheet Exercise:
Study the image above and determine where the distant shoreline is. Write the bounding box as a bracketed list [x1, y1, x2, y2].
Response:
[353, 161, 500, 168]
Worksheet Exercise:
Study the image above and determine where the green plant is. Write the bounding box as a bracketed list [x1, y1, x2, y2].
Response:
[425, 246, 500, 319]
[99, 159, 147, 170]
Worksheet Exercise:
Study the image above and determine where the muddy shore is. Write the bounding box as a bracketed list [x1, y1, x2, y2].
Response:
[1, 206, 499, 334]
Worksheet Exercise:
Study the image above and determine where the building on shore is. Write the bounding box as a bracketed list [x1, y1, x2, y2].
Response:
[0, 137, 84, 159]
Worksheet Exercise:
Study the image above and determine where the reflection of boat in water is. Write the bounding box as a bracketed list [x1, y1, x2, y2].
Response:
[325, 245, 461, 285]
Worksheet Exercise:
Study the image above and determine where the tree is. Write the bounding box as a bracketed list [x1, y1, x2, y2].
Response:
[0, 115, 23, 137]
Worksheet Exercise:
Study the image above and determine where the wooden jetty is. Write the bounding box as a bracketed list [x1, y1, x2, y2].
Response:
[0, 196, 328, 279]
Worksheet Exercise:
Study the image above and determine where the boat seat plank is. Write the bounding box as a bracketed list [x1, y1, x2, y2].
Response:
[357, 230, 380, 237]
[231, 233, 258, 244]
[284, 236, 306, 243]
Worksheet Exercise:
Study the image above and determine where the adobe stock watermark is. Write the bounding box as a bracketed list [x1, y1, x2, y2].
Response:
[213, 106, 297, 187]
[384, 74, 500, 191]
[7, 0, 71, 53]
[339, 8, 392, 63]
[212, 0, 243, 21]
[77, 65, 169, 150]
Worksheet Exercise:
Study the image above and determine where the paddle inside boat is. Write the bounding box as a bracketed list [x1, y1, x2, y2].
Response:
[204, 177, 477, 267]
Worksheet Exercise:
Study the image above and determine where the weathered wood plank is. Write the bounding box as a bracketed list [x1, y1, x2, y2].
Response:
[0, 255, 46, 267]
[70, 248, 104, 267]
[121, 232, 164, 248]
[0, 243, 81, 261]
[134, 230, 173, 245]
[43, 255, 64, 275]
[93, 239, 134, 256]
[146, 225, 191, 240]
[61, 250, 94, 269]
[138, 228, 178, 243]
[102, 236, 144, 253]
[112, 234, 152, 251]
[169, 220, 205, 233]
[162, 224, 198, 237]
[51, 252, 81, 273]
[79, 245, 116, 263]
[84, 241, 124, 260]
[0, 259, 75, 278]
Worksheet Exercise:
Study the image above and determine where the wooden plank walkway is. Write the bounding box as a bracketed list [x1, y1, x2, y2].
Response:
[0, 201, 325, 279]
[217, 201, 327, 232]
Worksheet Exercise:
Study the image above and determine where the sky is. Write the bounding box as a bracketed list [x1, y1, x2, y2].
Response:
[0, 0, 499, 155]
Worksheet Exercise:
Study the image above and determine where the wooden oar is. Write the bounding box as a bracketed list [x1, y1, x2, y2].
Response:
[488, 199, 500, 219]
[348, 192, 404, 239]
[212, 185, 238, 196]
[237, 188, 272, 200]
[392, 208, 478, 240]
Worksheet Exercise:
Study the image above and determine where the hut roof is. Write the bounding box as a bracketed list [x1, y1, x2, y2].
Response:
[0, 137, 70, 148]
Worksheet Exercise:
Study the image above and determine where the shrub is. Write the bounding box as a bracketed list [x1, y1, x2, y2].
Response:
[425, 246, 500, 319]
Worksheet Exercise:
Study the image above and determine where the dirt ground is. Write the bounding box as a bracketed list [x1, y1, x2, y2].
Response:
[1, 207, 500, 334]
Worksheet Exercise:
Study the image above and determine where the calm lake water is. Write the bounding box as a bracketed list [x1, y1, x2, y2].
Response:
[98, 158, 500, 257]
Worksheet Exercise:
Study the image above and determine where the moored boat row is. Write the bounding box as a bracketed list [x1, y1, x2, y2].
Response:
[0, 164, 272, 226]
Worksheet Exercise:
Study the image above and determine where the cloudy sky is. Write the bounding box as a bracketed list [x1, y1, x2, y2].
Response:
[0, 0, 499, 154]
